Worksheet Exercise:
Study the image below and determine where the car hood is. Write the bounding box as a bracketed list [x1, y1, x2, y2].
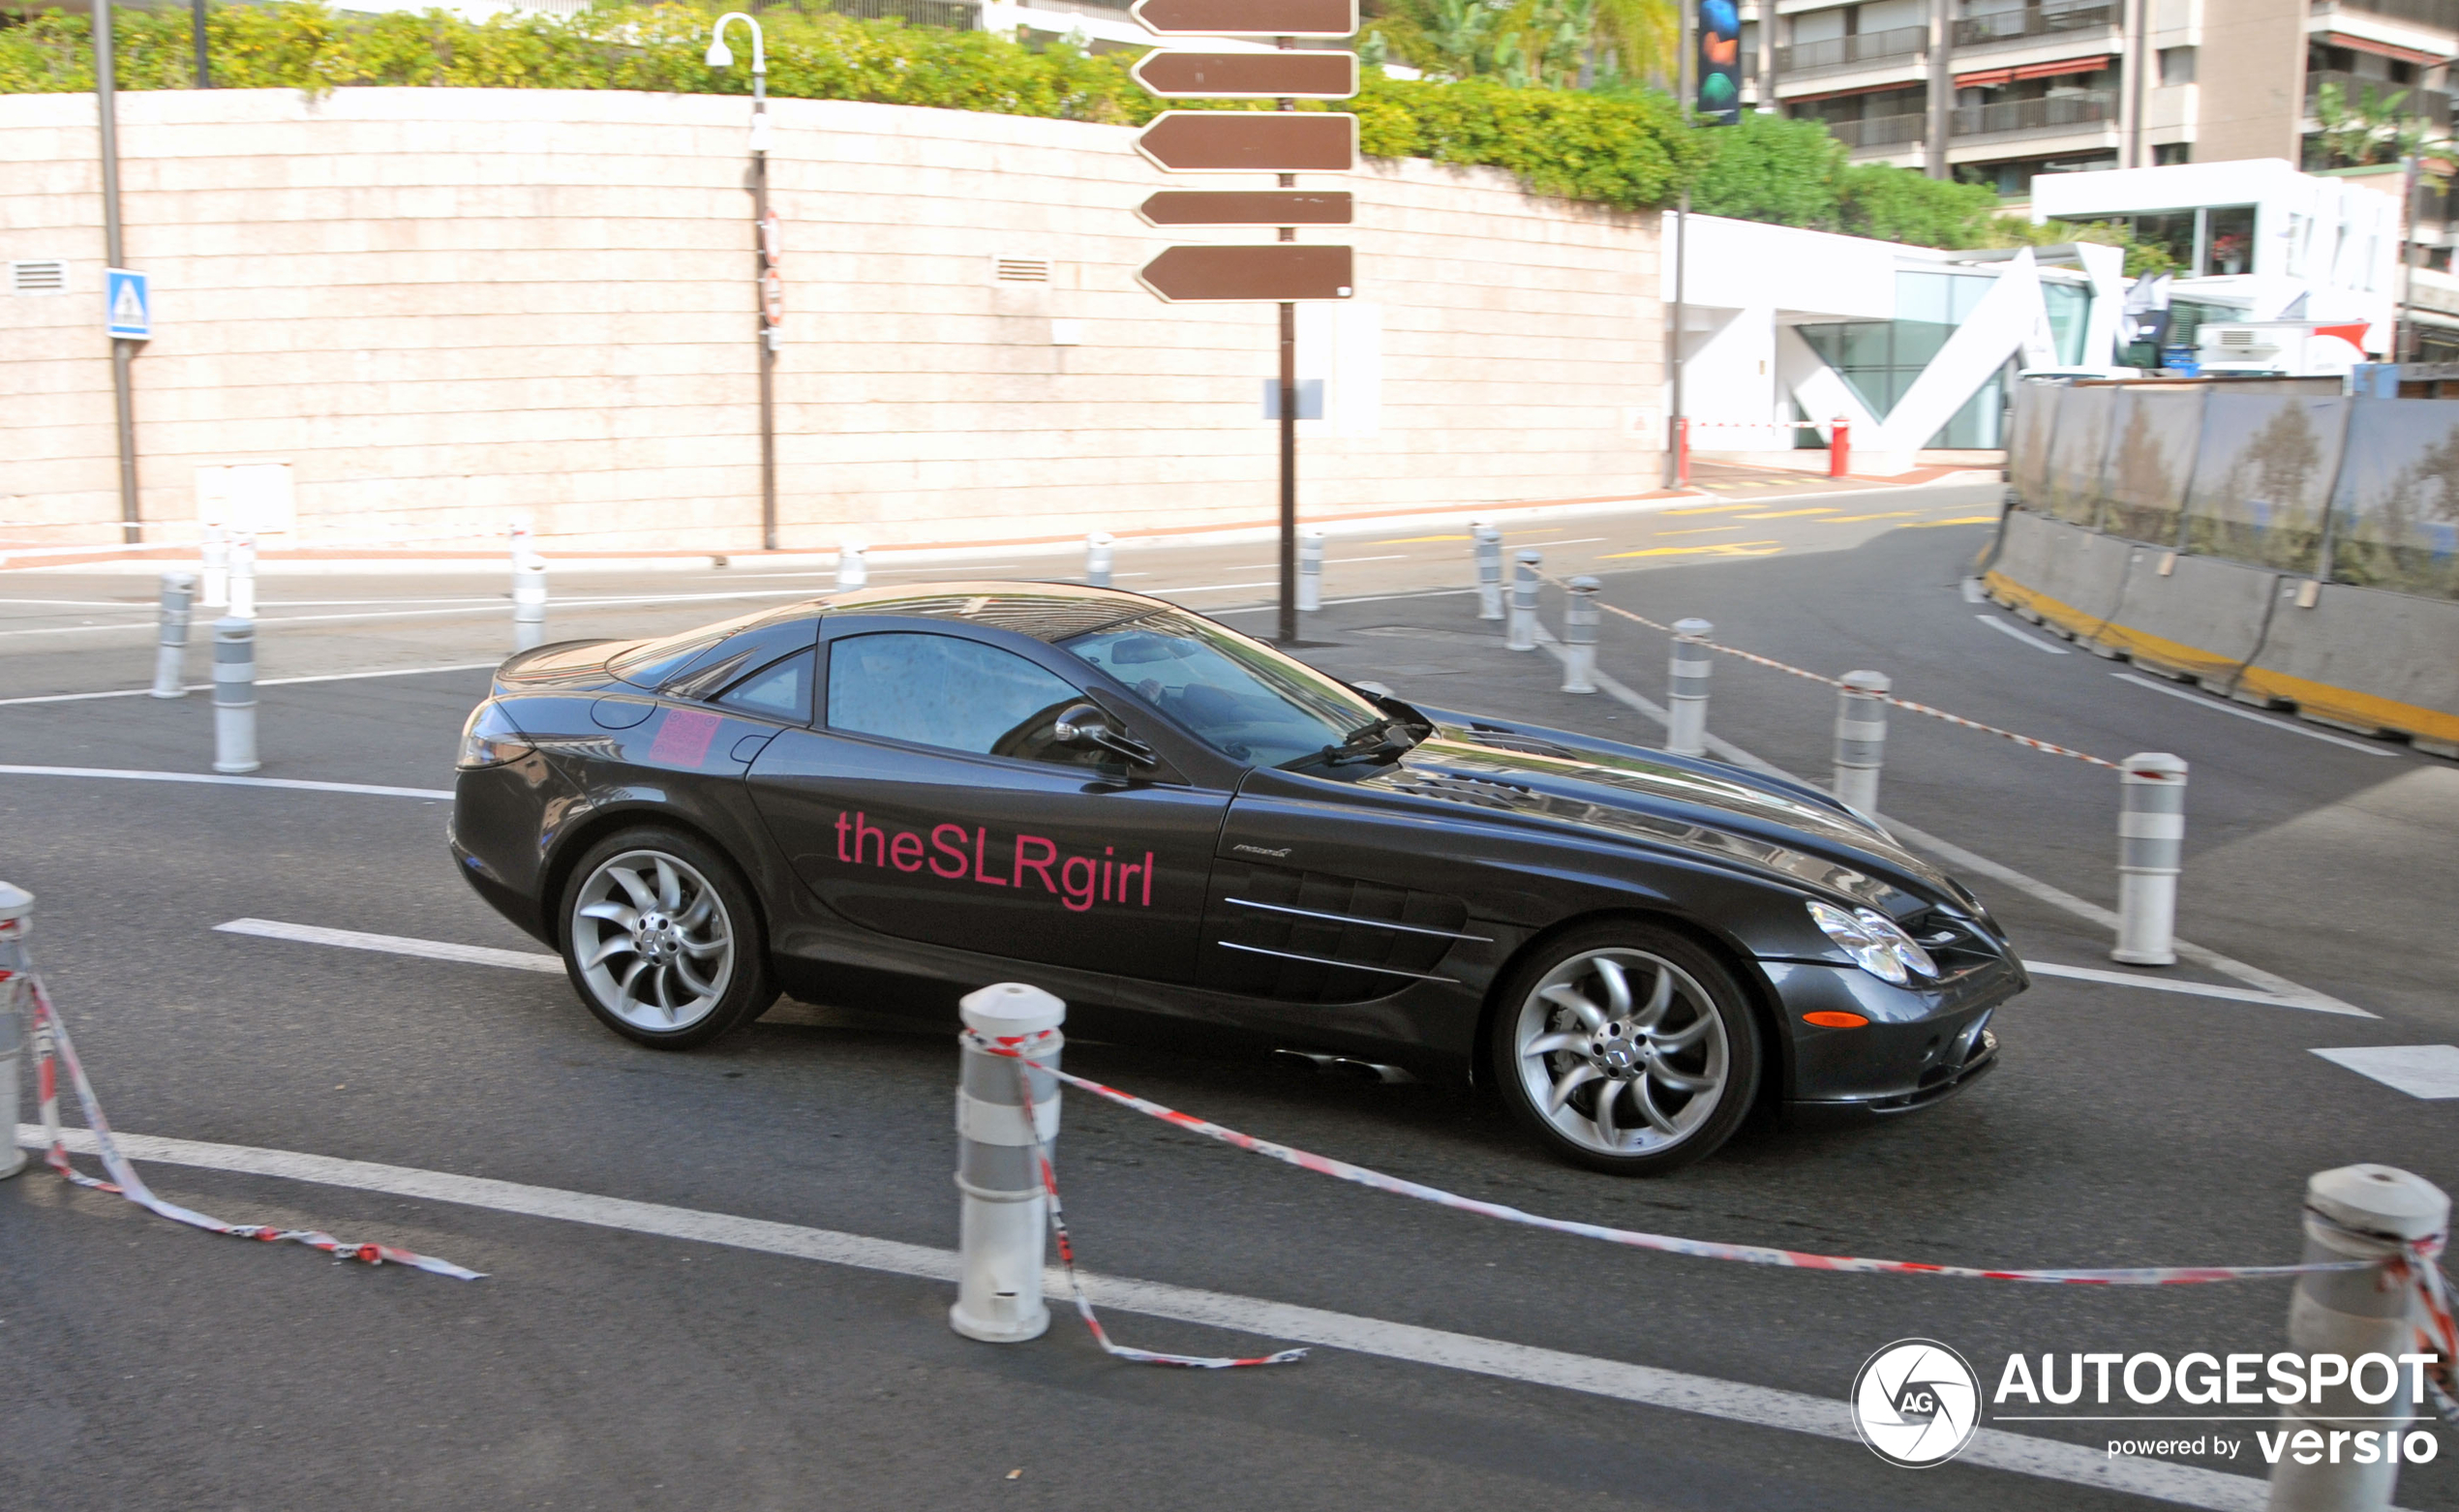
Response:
[1357, 716, 1978, 919]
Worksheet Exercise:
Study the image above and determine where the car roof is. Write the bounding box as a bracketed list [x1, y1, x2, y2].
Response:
[820, 581, 1176, 644]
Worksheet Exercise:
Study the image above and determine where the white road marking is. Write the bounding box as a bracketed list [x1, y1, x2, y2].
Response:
[6, 1120, 2289, 1512]
[1530, 629, 2370, 1018]
[1216, 588, 1479, 614]
[0, 588, 824, 638]
[1975, 615, 2070, 654]
[2111, 673, 2401, 757]
[214, 919, 561, 973]
[2310, 1045, 2459, 1099]
[2020, 961, 2331, 1012]
[0, 660, 499, 708]
[1160, 581, 1284, 593]
[0, 766, 451, 800]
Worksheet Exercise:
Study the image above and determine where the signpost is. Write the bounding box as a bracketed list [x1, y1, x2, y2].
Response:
[1129, 0, 1359, 643]
[106, 268, 150, 341]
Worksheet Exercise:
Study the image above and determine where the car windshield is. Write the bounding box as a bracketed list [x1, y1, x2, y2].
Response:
[1060, 609, 1385, 769]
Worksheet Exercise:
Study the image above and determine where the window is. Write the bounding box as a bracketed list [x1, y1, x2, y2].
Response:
[1062, 608, 1381, 770]
[2158, 45, 2194, 85]
[613, 605, 817, 692]
[716, 650, 814, 724]
[2153, 142, 2191, 166]
[826, 633, 1084, 760]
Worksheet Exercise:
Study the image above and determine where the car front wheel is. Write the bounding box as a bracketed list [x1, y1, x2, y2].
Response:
[561, 828, 774, 1049]
[1492, 922, 1761, 1175]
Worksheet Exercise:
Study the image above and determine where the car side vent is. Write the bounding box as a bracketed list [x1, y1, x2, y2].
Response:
[992, 255, 1052, 284]
[1466, 731, 1584, 761]
[1207, 863, 1476, 1005]
[11, 260, 67, 295]
[1381, 771, 1532, 810]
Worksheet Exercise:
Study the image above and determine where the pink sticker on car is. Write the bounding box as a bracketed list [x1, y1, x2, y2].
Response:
[647, 708, 723, 767]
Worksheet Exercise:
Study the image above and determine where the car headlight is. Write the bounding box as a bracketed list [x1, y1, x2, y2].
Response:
[1806, 899, 1938, 986]
[457, 700, 535, 770]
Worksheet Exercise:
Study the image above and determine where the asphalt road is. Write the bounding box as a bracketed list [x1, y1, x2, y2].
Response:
[5, 486, 2454, 1511]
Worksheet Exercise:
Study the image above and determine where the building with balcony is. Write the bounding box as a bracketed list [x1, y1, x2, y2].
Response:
[1765, 0, 2459, 254]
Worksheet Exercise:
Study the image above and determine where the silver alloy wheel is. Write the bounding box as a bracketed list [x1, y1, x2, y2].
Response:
[569, 848, 736, 1032]
[1509, 947, 1731, 1157]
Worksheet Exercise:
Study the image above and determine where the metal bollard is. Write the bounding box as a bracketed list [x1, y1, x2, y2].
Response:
[1666, 618, 1714, 757]
[1473, 523, 1503, 620]
[150, 571, 196, 699]
[228, 533, 258, 620]
[511, 553, 547, 651]
[212, 617, 259, 774]
[1084, 531, 1114, 589]
[199, 527, 229, 609]
[2112, 752, 2187, 966]
[950, 982, 1066, 1345]
[1297, 527, 1324, 613]
[1505, 550, 1542, 651]
[1833, 670, 1891, 815]
[2264, 1164, 2448, 1512]
[0, 880, 26, 1180]
[1560, 576, 1600, 693]
[836, 541, 867, 590]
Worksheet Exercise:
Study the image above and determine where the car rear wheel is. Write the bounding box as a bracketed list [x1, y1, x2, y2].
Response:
[561, 828, 774, 1049]
[1492, 922, 1760, 1175]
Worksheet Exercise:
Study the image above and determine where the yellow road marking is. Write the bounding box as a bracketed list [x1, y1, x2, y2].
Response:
[1661, 502, 1756, 516]
[1735, 507, 1838, 521]
[1655, 525, 1746, 536]
[1908, 515, 2001, 528]
[1606, 541, 1784, 559]
[1820, 511, 1919, 524]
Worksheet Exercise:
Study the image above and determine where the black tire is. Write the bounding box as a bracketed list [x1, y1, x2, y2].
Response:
[559, 826, 775, 1050]
[1489, 920, 1761, 1175]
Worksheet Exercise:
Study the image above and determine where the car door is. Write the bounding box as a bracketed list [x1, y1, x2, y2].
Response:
[743, 622, 1232, 984]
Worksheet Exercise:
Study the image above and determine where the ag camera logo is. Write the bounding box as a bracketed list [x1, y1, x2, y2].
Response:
[1853, 1339, 1982, 1467]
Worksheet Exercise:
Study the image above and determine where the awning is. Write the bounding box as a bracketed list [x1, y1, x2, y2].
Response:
[1956, 53, 2114, 88]
[2318, 31, 2448, 68]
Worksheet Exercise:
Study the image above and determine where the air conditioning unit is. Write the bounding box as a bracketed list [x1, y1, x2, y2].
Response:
[2196, 320, 2372, 377]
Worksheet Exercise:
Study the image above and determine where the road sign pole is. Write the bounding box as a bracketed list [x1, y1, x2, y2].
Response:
[753, 73, 777, 554]
[95, 0, 141, 545]
[1279, 299, 1298, 644]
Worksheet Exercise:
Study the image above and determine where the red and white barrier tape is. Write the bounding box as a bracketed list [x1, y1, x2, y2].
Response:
[12, 968, 483, 1281]
[969, 1031, 2458, 1415]
[1548, 577, 2120, 770]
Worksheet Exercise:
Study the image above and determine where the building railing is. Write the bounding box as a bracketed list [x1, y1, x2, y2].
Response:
[1774, 24, 1928, 74]
[2306, 69, 2454, 128]
[1950, 90, 2116, 136]
[2320, 0, 2459, 32]
[1951, 3, 2115, 48]
[1824, 112, 1929, 148]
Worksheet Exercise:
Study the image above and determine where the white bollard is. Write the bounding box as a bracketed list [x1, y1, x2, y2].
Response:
[228, 533, 258, 620]
[1084, 531, 1114, 589]
[836, 541, 868, 590]
[1560, 576, 1600, 693]
[0, 880, 27, 1179]
[199, 527, 229, 609]
[1505, 550, 1542, 651]
[150, 571, 196, 699]
[1666, 618, 1714, 757]
[2112, 752, 2187, 966]
[2264, 1164, 2449, 1512]
[1833, 670, 1891, 815]
[512, 553, 547, 651]
[212, 617, 259, 774]
[950, 982, 1066, 1345]
[1297, 527, 1324, 613]
[1473, 523, 1503, 620]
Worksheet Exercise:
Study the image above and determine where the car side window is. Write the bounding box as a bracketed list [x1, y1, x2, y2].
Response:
[826, 632, 1094, 762]
[714, 649, 815, 724]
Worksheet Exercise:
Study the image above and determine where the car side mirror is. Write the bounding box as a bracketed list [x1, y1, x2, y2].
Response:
[1053, 703, 1157, 767]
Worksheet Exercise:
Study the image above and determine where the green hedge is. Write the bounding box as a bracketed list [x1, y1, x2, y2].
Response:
[0, 0, 1988, 230]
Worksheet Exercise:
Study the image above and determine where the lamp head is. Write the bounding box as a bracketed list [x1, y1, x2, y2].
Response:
[705, 39, 733, 68]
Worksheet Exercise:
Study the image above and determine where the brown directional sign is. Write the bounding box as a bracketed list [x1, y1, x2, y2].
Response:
[1138, 244, 1354, 302]
[1139, 191, 1353, 227]
[1136, 111, 1356, 173]
[1132, 50, 1357, 99]
[1130, 0, 1358, 36]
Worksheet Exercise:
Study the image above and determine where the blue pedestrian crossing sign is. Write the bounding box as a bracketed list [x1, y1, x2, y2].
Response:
[106, 268, 150, 340]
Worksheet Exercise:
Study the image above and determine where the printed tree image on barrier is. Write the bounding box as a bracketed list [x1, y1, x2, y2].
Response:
[2185, 396, 2343, 574]
[2099, 388, 2205, 546]
[2328, 401, 2459, 600]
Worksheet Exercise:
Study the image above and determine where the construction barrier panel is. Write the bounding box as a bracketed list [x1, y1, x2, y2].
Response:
[1984, 508, 2133, 639]
[2183, 392, 2346, 575]
[2325, 398, 2459, 602]
[2097, 386, 2205, 546]
[2239, 579, 2459, 755]
[2092, 547, 2283, 688]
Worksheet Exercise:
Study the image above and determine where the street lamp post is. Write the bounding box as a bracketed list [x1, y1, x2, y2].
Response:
[707, 13, 779, 552]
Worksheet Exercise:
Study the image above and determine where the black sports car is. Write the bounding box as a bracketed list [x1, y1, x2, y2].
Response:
[450, 582, 2019, 1173]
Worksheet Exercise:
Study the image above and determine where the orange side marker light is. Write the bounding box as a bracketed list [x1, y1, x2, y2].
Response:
[1803, 1011, 1869, 1029]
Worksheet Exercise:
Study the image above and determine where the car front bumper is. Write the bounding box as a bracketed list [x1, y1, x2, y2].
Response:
[1761, 953, 2020, 1116]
